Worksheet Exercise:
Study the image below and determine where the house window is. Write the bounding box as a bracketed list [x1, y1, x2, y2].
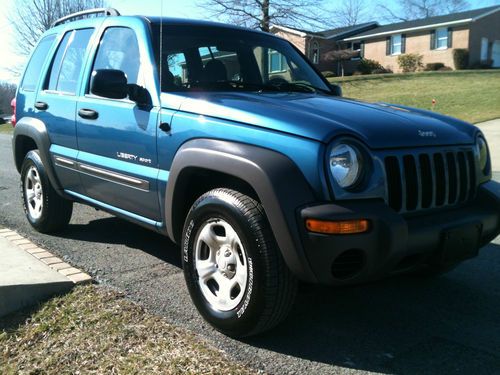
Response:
[311, 42, 320, 64]
[481, 37, 489, 61]
[391, 34, 402, 55]
[351, 42, 361, 60]
[435, 27, 448, 49]
[269, 49, 287, 72]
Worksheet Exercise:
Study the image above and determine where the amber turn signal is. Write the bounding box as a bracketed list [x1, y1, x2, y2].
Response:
[305, 219, 369, 235]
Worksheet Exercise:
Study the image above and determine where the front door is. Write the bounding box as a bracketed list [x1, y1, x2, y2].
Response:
[76, 26, 161, 222]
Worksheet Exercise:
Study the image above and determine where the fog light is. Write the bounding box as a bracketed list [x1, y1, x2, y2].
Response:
[305, 219, 369, 234]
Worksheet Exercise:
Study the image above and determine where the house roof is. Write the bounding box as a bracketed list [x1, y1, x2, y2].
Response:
[343, 5, 500, 41]
[270, 22, 378, 40]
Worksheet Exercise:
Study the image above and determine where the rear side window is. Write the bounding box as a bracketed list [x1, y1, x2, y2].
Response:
[46, 28, 94, 95]
[21, 35, 56, 92]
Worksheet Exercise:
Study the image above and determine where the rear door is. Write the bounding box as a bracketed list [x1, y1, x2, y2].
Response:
[76, 26, 161, 222]
[35, 28, 96, 193]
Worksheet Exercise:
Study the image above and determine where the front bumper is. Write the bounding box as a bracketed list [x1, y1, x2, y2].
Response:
[299, 180, 500, 285]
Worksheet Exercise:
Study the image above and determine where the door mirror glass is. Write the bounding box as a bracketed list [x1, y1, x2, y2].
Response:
[90, 69, 128, 99]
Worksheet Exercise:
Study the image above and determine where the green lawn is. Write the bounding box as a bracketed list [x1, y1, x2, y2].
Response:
[0, 122, 13, 134]
[328, 70, 500, 124]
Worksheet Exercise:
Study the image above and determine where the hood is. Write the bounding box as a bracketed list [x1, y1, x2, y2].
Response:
[164, 92, 477, 149]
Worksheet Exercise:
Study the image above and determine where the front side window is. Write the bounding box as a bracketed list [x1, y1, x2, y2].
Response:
[391, 34, 402, 55]
[155, 25, 330, 94]
[92, 27, 142, 88]
[21, 35, 56, 91]
[435, 27, 448, 49]
[46, 29, 94, 94]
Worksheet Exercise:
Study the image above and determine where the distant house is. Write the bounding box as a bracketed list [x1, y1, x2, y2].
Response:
[270, 22, 378, 74]
[271, 5, 500, 74]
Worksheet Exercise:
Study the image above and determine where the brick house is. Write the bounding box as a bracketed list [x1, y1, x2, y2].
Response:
[271, 5, 500, 74]
[269, 22, 378, 74]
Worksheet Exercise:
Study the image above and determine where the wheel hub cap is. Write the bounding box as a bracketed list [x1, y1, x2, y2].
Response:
[194, 219, 248, 311]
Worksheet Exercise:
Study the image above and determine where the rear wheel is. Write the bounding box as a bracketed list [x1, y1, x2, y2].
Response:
[182, 188, 297, 337]
[21, 150, 73, 233]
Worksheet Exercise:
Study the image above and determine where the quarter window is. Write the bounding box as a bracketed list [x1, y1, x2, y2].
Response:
[391, 34, 402, 55]
[21, 35, 56, 91]
[46, 29, 94, 94]
[435, 27, 448, 49]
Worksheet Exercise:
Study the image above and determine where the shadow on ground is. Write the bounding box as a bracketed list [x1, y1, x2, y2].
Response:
[245, 243, 500, 374]
[44, 215, 500, 374]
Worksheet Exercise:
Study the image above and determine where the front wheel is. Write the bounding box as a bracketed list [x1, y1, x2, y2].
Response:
[182, 189, 297, 337]
[20, 150, 73, 233]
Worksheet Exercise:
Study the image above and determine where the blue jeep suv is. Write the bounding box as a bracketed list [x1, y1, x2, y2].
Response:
[12, 8, 500, 337]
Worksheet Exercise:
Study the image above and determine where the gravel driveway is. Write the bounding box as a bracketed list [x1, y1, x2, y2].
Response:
[1, 133, 500, 374]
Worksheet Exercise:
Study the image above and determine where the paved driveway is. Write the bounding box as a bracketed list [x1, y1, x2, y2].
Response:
[1, 133, 500, 374]
[476, 118, 500, 172]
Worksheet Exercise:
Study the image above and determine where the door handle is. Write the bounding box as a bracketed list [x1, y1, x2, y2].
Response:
[78, 108, 99, 120]
[159, 122, 171, 133]
[34, 101, 48, 111]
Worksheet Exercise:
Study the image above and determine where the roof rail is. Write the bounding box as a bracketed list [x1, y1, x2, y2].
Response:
[51, 7, 120, 27]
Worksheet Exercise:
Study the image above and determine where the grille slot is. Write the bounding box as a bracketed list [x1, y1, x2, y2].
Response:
[384, 149, 476, 213]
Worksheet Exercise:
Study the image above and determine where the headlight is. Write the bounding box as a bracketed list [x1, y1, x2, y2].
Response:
[476, 136, 489, 174]
[329, 144, 362, 188]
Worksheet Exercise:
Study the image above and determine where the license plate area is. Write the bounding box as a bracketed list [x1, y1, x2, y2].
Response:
[439, 223, 482, 264]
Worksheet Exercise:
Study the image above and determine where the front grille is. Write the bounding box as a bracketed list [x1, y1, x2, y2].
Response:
[384, 149, 476, 213]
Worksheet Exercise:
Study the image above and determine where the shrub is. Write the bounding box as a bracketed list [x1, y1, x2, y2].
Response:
[397, 53, 423, 72]
[424, 62, 445, 71]
[357, 59, 385, 74]
[372, 67, 393, 74]
[453, 49, 469, 70]
[322, 71, 336, 78]
[438, 66, 453, 71]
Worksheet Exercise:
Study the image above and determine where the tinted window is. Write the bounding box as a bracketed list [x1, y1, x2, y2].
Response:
[46, 29, 94, 94]
[21, 35, 56, 91]
[155, 25, 330, 94]
[92, 27, 141, 87]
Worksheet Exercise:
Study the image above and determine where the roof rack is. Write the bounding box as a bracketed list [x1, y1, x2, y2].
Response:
[51, 8, 120, 27]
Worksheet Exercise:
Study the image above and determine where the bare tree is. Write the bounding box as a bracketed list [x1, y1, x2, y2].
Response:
[378, 0, 469, 22]
[332, 0, 368, 26]
[10, 0, 107, 56]
[197, 0, 333, 32]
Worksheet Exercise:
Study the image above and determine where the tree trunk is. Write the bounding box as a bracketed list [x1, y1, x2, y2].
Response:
[261, 0, 270, 32]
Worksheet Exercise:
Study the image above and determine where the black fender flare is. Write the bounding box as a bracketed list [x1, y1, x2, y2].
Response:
[12, 117, 62, 191]
[165, 138, 318, 282]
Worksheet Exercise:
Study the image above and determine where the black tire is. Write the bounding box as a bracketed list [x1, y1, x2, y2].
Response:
[182, 188, 297, 337]
[20, 150, 73, 233]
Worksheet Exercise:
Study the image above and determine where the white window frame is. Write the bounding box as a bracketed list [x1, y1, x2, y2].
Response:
[391, 34, 402, 55]
[351, 41, 361, 61]
[268, 49, 287, 73]
[435, 27, 448, 50]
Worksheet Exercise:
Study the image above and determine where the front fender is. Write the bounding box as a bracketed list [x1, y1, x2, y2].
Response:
[166, 138, 320, 283]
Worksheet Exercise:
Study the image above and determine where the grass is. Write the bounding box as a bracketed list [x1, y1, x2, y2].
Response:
[0, 285, 255, 375]
[328, 70, 500, 124]
[0, 122, 13, 134]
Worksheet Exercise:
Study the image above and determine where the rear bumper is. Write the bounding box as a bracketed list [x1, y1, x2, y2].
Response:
[299, 180, 500, 285]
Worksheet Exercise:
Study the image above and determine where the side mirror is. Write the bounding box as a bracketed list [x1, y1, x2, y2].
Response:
[329, 83, 342, 97]
[90, 69, 128, 99]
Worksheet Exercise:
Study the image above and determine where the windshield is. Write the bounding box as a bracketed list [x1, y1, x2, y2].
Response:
[152, 24, 331, 94]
